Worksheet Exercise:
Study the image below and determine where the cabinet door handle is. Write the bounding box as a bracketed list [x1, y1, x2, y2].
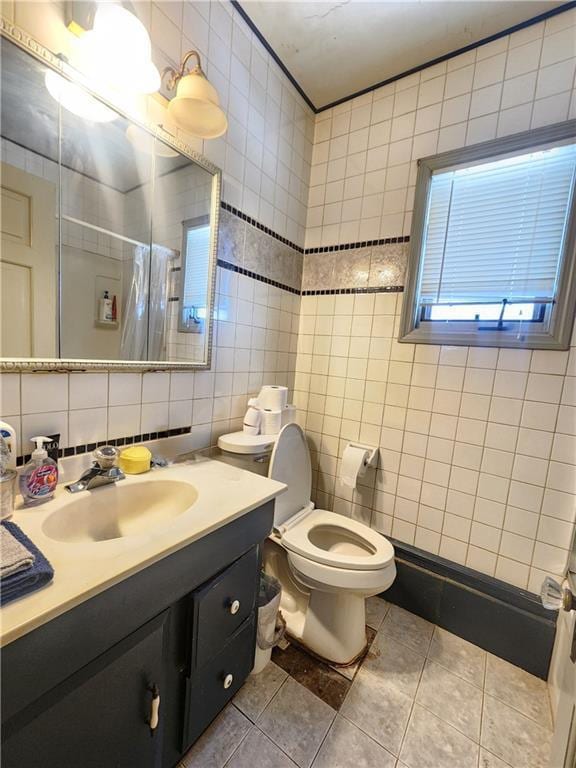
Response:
[223, 673, 234, 689]
[148, 684, 160, 733]
[230, 599, 240, 615]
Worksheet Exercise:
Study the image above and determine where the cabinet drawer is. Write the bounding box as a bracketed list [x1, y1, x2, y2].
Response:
[182, 614, 255, 751]
[190, 546, 259, 670]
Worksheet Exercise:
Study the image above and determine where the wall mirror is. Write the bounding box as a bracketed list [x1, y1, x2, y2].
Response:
[0, 24, 221, 370]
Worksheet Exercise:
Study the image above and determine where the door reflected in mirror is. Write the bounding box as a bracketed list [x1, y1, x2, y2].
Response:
[0, 34, 219, 368]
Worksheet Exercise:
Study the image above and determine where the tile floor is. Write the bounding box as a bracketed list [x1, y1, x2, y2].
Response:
[180, 597, 554, 768]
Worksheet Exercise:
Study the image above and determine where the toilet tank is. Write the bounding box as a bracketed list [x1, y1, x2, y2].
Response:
[215, 448, 271, 476]
[216, 432, 275, 476]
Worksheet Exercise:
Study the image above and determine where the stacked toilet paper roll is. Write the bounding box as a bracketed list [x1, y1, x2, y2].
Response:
[261, 408, 283, 435]
[258, 385, 288, 411]
[243, 405, 261, 435]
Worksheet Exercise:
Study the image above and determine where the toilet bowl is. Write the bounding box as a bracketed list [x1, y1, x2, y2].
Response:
[263, 423, 396, 665]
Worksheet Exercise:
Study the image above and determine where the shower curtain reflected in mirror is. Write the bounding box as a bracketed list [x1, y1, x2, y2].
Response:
[120, 243, 176, 360]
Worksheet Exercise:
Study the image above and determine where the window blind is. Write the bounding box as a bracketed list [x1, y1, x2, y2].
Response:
[419, 144, 576, 305]
[182, 223, 210, 317]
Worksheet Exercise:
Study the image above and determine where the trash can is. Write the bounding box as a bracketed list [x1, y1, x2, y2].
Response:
[252, 572, 286, 674]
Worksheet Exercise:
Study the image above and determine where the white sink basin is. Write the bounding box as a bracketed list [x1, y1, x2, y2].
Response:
[42, 479, 198, 543]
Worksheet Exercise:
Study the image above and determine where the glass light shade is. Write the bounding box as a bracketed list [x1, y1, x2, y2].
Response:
[167, 71, 228, 139]
[92, 4, 152, 58]
[73, 5, 160, 94]
[44, 70, 116, 122]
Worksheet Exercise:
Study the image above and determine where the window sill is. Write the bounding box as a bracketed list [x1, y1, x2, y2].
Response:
[398, 327, 571, 350]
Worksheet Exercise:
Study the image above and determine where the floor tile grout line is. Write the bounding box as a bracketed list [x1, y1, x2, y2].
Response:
[425, 624, 489, 690]
[221, 713, 255, 768]
[307, 711, 337, 768]
[337, 708, 405, 762]
[253, 674, 291, 728]
[253, 674, 336, 768]
[424, 649, 486, 692]
[479, 650, 488, 760]
[396, 640, 431, 762]
[412, 691, 482, 747]
[251, 720, 305, 767]
[485, 650, 555, 730]
[482, 688, 555, 733]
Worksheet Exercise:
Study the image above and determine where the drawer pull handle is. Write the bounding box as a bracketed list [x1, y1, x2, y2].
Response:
[148, 684, 160, 734]
[223, 673, 234, 689]
[230, 599, 240, 615]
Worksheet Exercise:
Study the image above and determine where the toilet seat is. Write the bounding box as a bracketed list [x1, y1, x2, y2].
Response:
[280, 508, 394, 571]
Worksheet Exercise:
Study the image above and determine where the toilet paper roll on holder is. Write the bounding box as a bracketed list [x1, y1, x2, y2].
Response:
[346, 442, 378, 470]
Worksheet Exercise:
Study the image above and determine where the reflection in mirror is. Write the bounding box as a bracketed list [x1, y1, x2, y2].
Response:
[1, 37, 59, 359]
[0, 34, 219, 368]
[60, 106, 154, 360]
[152, 140, 214, 362]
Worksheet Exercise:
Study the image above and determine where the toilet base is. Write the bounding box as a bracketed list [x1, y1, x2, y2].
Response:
[263, 539, 375, 665]
[299, 590, 368, 665]
[284, 628, 369, 669]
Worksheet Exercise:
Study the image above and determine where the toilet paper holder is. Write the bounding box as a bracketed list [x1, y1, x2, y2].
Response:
[346, 442, 378, 469]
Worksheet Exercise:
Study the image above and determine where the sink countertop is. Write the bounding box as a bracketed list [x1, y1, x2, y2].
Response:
[1, 458, 285, 647]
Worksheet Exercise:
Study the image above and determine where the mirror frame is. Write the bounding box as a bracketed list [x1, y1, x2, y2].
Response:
[0, 18, 222, 371]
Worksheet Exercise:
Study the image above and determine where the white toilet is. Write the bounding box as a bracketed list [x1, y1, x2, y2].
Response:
[227, 423, 397, 665]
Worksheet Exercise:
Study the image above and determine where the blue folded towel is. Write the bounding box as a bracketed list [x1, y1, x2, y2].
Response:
[1, 521, 54, 606]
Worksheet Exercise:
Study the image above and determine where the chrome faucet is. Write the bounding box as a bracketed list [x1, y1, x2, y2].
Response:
[65, 446, 125, 494]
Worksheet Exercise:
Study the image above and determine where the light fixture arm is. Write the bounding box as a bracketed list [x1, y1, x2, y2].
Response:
[162, 50, 205, 92]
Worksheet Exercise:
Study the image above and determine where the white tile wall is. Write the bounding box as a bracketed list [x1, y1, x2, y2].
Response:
[305, 10, 576, 248]
[1, 268, 300, 456]
[294, 291, 576, 592]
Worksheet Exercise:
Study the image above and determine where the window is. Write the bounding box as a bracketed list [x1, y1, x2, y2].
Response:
[400, 121, 576, 349]
[179, 217, 211, 333]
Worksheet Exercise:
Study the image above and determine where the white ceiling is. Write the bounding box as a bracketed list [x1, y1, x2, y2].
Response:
[238, 1, 566, 110]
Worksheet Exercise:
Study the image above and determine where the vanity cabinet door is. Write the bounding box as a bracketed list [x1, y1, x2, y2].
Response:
[190, 546, 259, 670]
[3, 611, 168, 768]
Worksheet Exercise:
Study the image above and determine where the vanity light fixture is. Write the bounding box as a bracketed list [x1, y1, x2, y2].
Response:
[162, 51, 228, 139]
[46, 2, 160, 123]
[75, 4, 160, 95]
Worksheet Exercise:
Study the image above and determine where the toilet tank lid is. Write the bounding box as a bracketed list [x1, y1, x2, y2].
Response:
[218, 431, 276, 455]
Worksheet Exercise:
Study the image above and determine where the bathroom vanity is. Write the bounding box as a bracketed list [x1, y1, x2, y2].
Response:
[1, 459, 285, 768]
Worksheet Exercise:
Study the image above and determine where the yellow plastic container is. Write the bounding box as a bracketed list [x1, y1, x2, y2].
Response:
[119, 446, 152, 474]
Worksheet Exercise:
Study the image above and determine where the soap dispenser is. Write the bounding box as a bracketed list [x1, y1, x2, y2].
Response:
[19, 436, 59, 506]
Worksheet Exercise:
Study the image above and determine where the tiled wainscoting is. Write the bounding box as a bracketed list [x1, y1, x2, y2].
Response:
[180, 597, 553, 768]
[293, 283, 576, 593]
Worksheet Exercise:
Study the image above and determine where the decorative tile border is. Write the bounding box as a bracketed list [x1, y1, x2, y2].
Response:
[306, 236, 410, 254]
[16, 426, 191, 465]
[217, 258, 404, 297]
[217, 258, 301, 295]
[220, 200, 410, 256]
[301, 285, 404, 296]
[221, 201, 304, 254]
